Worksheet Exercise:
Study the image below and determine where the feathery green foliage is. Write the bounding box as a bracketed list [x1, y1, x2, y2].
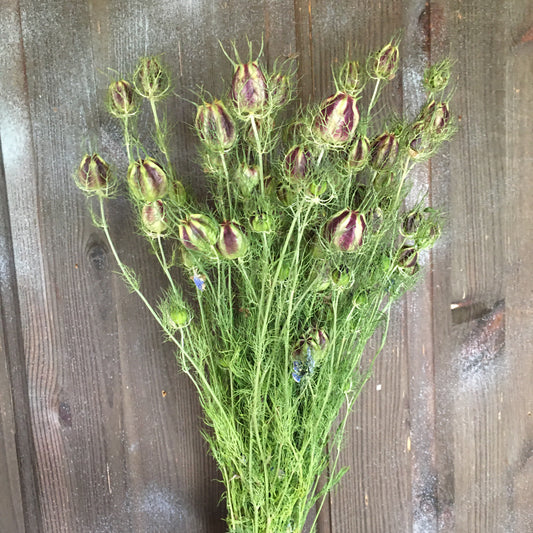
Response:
[76, 40, 454, 533]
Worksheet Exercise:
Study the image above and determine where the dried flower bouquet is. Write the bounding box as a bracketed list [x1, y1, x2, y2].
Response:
[76, 38, 454, 533]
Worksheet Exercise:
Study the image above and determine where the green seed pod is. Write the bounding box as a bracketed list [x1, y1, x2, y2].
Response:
[217, 221, 248, 260]
[195, 100, 237, 151]
[169, 180, 187, 205]
[76, 153, 110, 195]
[231, 62, 268, 114]
[314, 92, 359, 144]
[331, 266, 352, 288]
[339, 60, 362, 95]
[141, 200, 167, 236]
[127, 158, 168, 202]
[307, 181, 327, 198]
[250, 213, 273, 232]
[423, 60, 451, 93]
[108, 80, 137, 117]
[293, 328, 329, 368]
[134, 56, 171, 99]
[347, 136, 370, 170]
[371, 43, 400, 80]
[369, 132, 399, 171]
[178, 214, 218, 253]
[169, 308, 189, 327]
[236, 164, 260, 196]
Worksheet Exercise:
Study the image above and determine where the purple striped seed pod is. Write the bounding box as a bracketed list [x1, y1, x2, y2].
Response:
[423, 101, 450, 135]
[178, 214, 218, 253]
[325, 209, 366, 252]
[284, 146, 311, 181]
[127, 158, 168, 202]
[135, 56, 170, 99]
[231, 62, 268, 114]
[108, 80, 136, 117]
[270, 73, 290, 106]
[195, 100, 236, 151]
[408, 122, 427, 161]
[369, 132, 399, 171]
[397, 246, 419, 275]
[77, 153, 110, 193]
[315, 92, 359, 144]
[372, 43, 400, 80]
[217, 221, 248, 259]
[347, 136, 370, 170]
[141, 200, 167, 236]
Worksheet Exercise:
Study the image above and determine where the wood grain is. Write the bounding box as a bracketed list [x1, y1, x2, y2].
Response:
[0, 0, 532, 532]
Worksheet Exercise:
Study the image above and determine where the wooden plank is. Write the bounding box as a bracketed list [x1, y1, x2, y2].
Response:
[1, 1, 531, 532]
[432, 1, 533, 532]
[1, 0, 295, 531]
[0, 140, 28, 533]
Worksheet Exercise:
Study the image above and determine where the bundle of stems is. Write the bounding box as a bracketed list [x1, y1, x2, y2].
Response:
[76, 38, 454, 533]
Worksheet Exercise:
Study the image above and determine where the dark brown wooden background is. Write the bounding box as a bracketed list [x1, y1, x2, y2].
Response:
[1, 1, 532, 532]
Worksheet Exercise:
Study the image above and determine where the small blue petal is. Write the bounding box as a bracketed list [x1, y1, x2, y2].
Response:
[193, 275, 205, 291]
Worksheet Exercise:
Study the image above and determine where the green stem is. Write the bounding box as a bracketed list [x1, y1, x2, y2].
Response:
[220, 152, 232, 218]
[250, 115, 265, 196]
[367, 78, 381, 117]
[150, 98, 174, 176]
[122, 116, 134, 163]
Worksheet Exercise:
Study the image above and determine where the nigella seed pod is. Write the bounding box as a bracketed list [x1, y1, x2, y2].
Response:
[141, 200, 167, 236]
[170, 308, 189, 327]
[270, 73, 290, 106]
[325, 209, 366, 252]
[217, 221, 248, 260]
[347, 136, 370, 170]
[400, 210, 422, 238]
[284, 146, 311, 181]
[231, 62, 268, 114]
[423, 101, 450, 135]
[108, 80, 136, 117]
[169, 180, 187, 205]
[372, 43, 400, 80]
[293, 328, 329, 367]
[370, 132, 399, 171]
[423, 60, 451, 93]
[77, 153, 110, 194]
[236, 164, 260, 196]
[135, 56, 170, 99]
[127, 158, 168, 202]
[331, 266, 352, 288]
[339, 60, 362, 94]
[250, 213, 273, 233]
[178, 214, 218, 253]
[195, 100, 236, 151]
[397, 246, 419, 275]
[307, 181, 327, 198]
[314, 92, 359, 144]
[408, 122, 428, 161]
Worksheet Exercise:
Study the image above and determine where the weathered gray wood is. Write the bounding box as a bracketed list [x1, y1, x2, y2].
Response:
[0, 0, 532, 532]
[0, 139, 30, 533]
